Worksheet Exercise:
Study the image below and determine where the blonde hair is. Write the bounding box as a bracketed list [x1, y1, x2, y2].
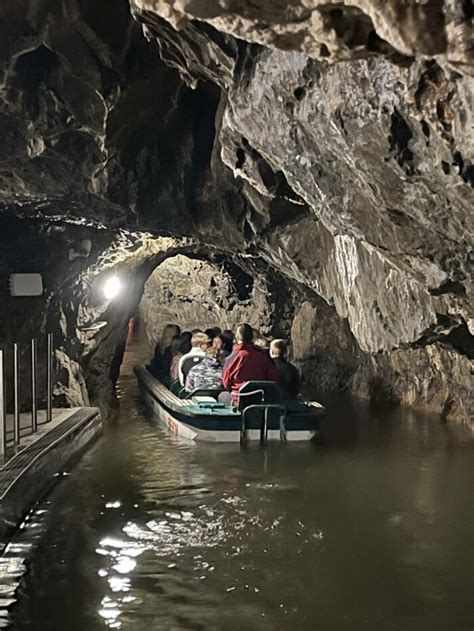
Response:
[205, 345, 220, 359]
[270, 339, 287, 358]
[191, 332, 211, 349]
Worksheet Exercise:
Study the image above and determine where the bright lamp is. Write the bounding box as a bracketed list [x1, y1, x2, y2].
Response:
[103, 275, 122, 300]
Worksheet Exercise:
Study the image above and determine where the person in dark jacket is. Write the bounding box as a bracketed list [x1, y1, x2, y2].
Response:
[269, 339, 300, 399]
[150, 323, 181, 376]
[220, 324, 280, 406]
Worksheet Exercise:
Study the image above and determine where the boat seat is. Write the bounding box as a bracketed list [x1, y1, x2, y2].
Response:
[185, 388, 223, 400]
[181, 355, 205, 381]
[237, 381, 282, 412]
[170, 380, 183, 395]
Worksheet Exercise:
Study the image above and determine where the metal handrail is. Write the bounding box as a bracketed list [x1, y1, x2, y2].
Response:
[0, 333, 54, 458]
[0, 350, 6, 455]
[46, 333, 53, 423]
[241, 404, 287, 444]
[31, 339, 37, 432]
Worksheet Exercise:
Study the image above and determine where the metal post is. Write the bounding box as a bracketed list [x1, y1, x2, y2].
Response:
[0, 350, 6, 456]
[46, 333, 53, 423]
[260, 407, 268, 444]
[240, 410, 247, 444]
[13, 343, 20, 445]
[279, 411, 287, 443]
[31, 339, 37, 432]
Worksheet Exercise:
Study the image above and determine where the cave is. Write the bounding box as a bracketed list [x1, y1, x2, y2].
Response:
[0, 0, 472, 425]
[0, 0, 473, 628]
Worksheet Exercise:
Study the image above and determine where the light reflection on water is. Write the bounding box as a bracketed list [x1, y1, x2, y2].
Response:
[2, 346, 473, 631]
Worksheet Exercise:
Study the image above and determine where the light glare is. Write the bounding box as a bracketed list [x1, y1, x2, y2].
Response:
[103, 275, 122, 300]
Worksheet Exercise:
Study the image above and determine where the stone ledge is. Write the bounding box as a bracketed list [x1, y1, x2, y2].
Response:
[0, 407, 101, 544]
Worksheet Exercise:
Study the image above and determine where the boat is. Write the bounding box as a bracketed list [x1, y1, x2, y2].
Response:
[134, 365, 325, 443]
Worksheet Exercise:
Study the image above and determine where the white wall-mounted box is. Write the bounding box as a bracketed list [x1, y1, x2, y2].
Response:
[9, 274, 43, 296]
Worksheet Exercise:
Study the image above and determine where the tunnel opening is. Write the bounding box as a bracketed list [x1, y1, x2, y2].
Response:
[134, 253, 265, 361]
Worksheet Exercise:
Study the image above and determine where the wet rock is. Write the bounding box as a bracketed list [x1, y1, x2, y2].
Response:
[0, 0, 472, 424]
[290, 300, 358, 390]
[352, 343, 473, 423]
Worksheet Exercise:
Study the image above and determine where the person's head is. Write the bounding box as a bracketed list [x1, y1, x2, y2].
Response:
[221, 329, 234, 353]
[191, 328, 202, 335]
[191, 332, 211, 351]
[170, 335, 182, 356]
[204, 328, 216, 341]
[212, 326, 222, 336]
[160, 324, 181, 348]
[212, 334, 225, 352]
[270, 339, 287, 359]
[235, 323, 253, 345]
[179, 331, 192, 354]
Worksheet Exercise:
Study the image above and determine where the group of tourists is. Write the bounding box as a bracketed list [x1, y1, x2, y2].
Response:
[150, 323, 300, 405]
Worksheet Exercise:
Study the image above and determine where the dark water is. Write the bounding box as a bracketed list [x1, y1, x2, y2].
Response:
[4, 345, 474, 631]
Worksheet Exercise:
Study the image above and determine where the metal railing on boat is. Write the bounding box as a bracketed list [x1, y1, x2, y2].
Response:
[240, 404, 287, 444]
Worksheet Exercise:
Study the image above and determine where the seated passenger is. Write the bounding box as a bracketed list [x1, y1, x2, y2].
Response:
[204, 327, 216, 342]
[179, 331, 192, 354]
[220, 323, 280, 406]
[213, 334, 230, 365]
[178, 332, 210, 385]
[169, 335, 188, 382]
[221, 329, 234, 354]
[185, 346, 223, 393]
[163, 334, 182, 378]
[269, 339, 300, 399]
[150, 323, 180, 376]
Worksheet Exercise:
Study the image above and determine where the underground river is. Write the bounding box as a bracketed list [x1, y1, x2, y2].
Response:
[5, 340, 474, 631]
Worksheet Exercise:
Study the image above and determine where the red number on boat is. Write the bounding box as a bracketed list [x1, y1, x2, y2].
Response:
[167, 416, 178, 435]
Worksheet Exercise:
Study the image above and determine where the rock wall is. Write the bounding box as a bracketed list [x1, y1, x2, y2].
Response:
[132, 2, 473, 423]
[140, 254, 274, 348]
[0, 0, 472, 423]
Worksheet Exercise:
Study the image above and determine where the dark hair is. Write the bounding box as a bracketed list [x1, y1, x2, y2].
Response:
[204, 328, 216, 341]
[236, 323, 253, 344]
[221, 330, 234, 353]
[179, 331, 192, 354]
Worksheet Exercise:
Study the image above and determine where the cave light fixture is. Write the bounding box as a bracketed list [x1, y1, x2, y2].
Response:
[102, 275, 122, 301]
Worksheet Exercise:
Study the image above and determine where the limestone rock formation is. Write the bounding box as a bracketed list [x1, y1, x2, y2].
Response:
[132, 0, 474, 74]
[0, 0, 472, 423]
[140, 254, 274, 347]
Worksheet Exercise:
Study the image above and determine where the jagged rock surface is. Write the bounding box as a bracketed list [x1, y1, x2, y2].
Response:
[0, 0, 472, 423]
[140, 255, 274, 347]
[131, 0, 474, 74]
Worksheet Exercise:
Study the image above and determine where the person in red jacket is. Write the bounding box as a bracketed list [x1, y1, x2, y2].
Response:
[220, 323, 280, 406]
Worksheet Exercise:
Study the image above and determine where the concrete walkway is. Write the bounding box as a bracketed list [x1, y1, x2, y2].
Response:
[0, 407, 101, 542]
[2, 408, 82, 464]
